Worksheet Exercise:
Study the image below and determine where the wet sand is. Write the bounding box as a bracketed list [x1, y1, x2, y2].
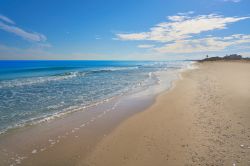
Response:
[82, 61, 250, 166]
[0, 78, 158, 166]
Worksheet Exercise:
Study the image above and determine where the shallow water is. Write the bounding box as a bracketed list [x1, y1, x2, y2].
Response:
[0, 60, 191, 134]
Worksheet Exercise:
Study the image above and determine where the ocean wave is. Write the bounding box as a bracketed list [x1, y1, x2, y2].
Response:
[0, 66, 80, 75]
[0, 96, 118, 135]
[0, 66, 139, 89]
[87, 66, 139, 73]
[0, 71, 83, 88]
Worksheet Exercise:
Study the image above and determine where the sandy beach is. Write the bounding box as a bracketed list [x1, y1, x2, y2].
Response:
[82, 61, 250, 166]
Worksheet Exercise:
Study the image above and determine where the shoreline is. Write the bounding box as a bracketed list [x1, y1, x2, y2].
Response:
[82, 61, 250, 166]
[0, 65, 188, 165]
[0, 61, 190, 136]
[0, 86, 155, 166]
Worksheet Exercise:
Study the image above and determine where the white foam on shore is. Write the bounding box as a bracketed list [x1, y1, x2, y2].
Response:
[0, 94, 120, 136]
[187, 61, 199, 70]
[0, 71, 82, 89]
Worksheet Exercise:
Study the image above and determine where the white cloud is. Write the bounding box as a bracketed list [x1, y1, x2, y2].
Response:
[168, 11, 194, 22]
[116, 13, 249, 43]
[137, 44, 154, 48]
[0, 14, 46, 42]
[115, 12, 250, 56]
[117, 33, 148, 41]
[154, 34, 250, 53]
[0, 14, 15, 24]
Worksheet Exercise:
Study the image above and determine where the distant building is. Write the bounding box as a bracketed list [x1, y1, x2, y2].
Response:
[223, 54, 242, 60]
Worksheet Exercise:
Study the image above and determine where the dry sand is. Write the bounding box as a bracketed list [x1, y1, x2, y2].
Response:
[81, 62, 250, 166]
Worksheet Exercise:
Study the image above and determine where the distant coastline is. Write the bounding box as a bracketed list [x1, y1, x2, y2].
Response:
[198, 54, 250, 62]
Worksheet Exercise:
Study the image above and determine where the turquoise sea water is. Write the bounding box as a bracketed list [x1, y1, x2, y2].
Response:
[0, 60, 191, 134]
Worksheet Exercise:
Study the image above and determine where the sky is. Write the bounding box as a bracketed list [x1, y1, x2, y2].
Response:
[0, 0, 250, 60]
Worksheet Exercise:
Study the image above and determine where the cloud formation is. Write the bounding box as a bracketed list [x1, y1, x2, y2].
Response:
[0, 14, 46, 42]
[137, 44, 154, 48]
[116, 12, 250, 54]
[0, 14, 15, 24]
[155, 34, 250, 53]
[116, 13, 249, 43]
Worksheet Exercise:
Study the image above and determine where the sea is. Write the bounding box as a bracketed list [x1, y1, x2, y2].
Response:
[0, 60, 193, 135]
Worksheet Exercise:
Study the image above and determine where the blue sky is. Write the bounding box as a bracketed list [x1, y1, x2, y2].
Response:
[0, 0, 250, 60]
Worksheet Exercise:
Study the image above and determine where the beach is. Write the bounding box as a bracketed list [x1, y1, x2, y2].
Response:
[1, 61, 250, 166]
[1, 0, 250, 165]
[83, 61, 250, 166]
